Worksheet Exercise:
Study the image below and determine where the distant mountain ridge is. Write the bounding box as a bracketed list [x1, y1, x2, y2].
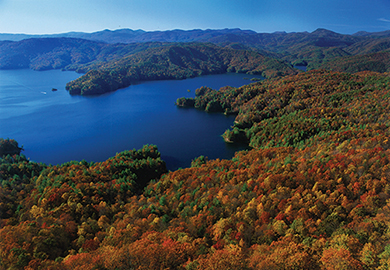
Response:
[353, 29, 390, 37]
[0, 29, 145, 42]
[2, 27, 390, 43]
[0, 37, 167, 71]
[2, 27, 390, 95]
[2, 28, 390, 67]
[0, 28, 257, 43]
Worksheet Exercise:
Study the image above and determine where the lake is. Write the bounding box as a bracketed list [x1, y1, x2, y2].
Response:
[0, 69, 259, 170]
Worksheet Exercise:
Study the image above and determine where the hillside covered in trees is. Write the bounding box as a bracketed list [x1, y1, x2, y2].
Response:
[2, 28, 390, 95]
[0, 38, 165, 71]
[2, 68, 390, 268]
[318, 51, 390, 73]
[176, 70, 390, 149]
[65, 43, 298, 95]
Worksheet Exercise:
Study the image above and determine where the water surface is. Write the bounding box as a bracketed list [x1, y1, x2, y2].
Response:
[0, 69, 259, 170]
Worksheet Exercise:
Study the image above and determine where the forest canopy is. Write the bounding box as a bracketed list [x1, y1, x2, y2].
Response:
[0, 138, 23, 157]
[65, 43, 298, 95]
[3, 27, 390, 269]
[2, 68, 390, 269]
[177, 69, 390, 149]
[2, 28, 390, 96]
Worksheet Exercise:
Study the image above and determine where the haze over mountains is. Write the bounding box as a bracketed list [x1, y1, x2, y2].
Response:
[2, 28, 390, 66]
[0, 28, 256, 43]
[1, 27, 390, 95]
[2, 27, 390, 43]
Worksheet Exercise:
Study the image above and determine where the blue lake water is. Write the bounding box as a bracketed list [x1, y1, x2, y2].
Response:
[0, 69, 259, 170]
[294, 65, 307, 72]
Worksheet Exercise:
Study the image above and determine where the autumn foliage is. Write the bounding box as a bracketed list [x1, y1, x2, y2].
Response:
[2, 69, 390, 269]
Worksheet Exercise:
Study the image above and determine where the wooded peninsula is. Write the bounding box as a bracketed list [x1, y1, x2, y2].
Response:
[1, 28, 390, 269]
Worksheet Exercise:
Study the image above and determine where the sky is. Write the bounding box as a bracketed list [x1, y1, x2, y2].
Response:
[0, 0, 390, 35]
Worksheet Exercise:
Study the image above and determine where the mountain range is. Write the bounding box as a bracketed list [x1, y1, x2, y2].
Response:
[1, 27, 390, 95]
[2, 27, 390, 43]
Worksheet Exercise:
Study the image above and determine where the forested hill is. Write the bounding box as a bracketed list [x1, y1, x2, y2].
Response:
[318, 50, 390, 73]
[0, 38, 103, 70]
[2, 70, 390, 268]
[0, 38, 166, 71]
[3, 28, 390, 69]
[65, 43, 298, 95]
[3, 28, 390, 63]
[177, 69, 390, 149]
[2, 28, 390, 96]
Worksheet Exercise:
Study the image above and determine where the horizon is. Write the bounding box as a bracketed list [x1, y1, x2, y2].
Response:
[1, 26, 389, 37]
[1, 0, 390, 35]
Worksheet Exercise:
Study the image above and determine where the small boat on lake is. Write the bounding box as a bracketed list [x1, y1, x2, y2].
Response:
[51, 88, 58, 91]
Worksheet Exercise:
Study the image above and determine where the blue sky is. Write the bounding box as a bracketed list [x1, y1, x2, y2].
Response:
[0, 0, 390, 34]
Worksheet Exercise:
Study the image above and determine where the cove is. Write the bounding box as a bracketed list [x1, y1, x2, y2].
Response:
[0, 69, 260, 170]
